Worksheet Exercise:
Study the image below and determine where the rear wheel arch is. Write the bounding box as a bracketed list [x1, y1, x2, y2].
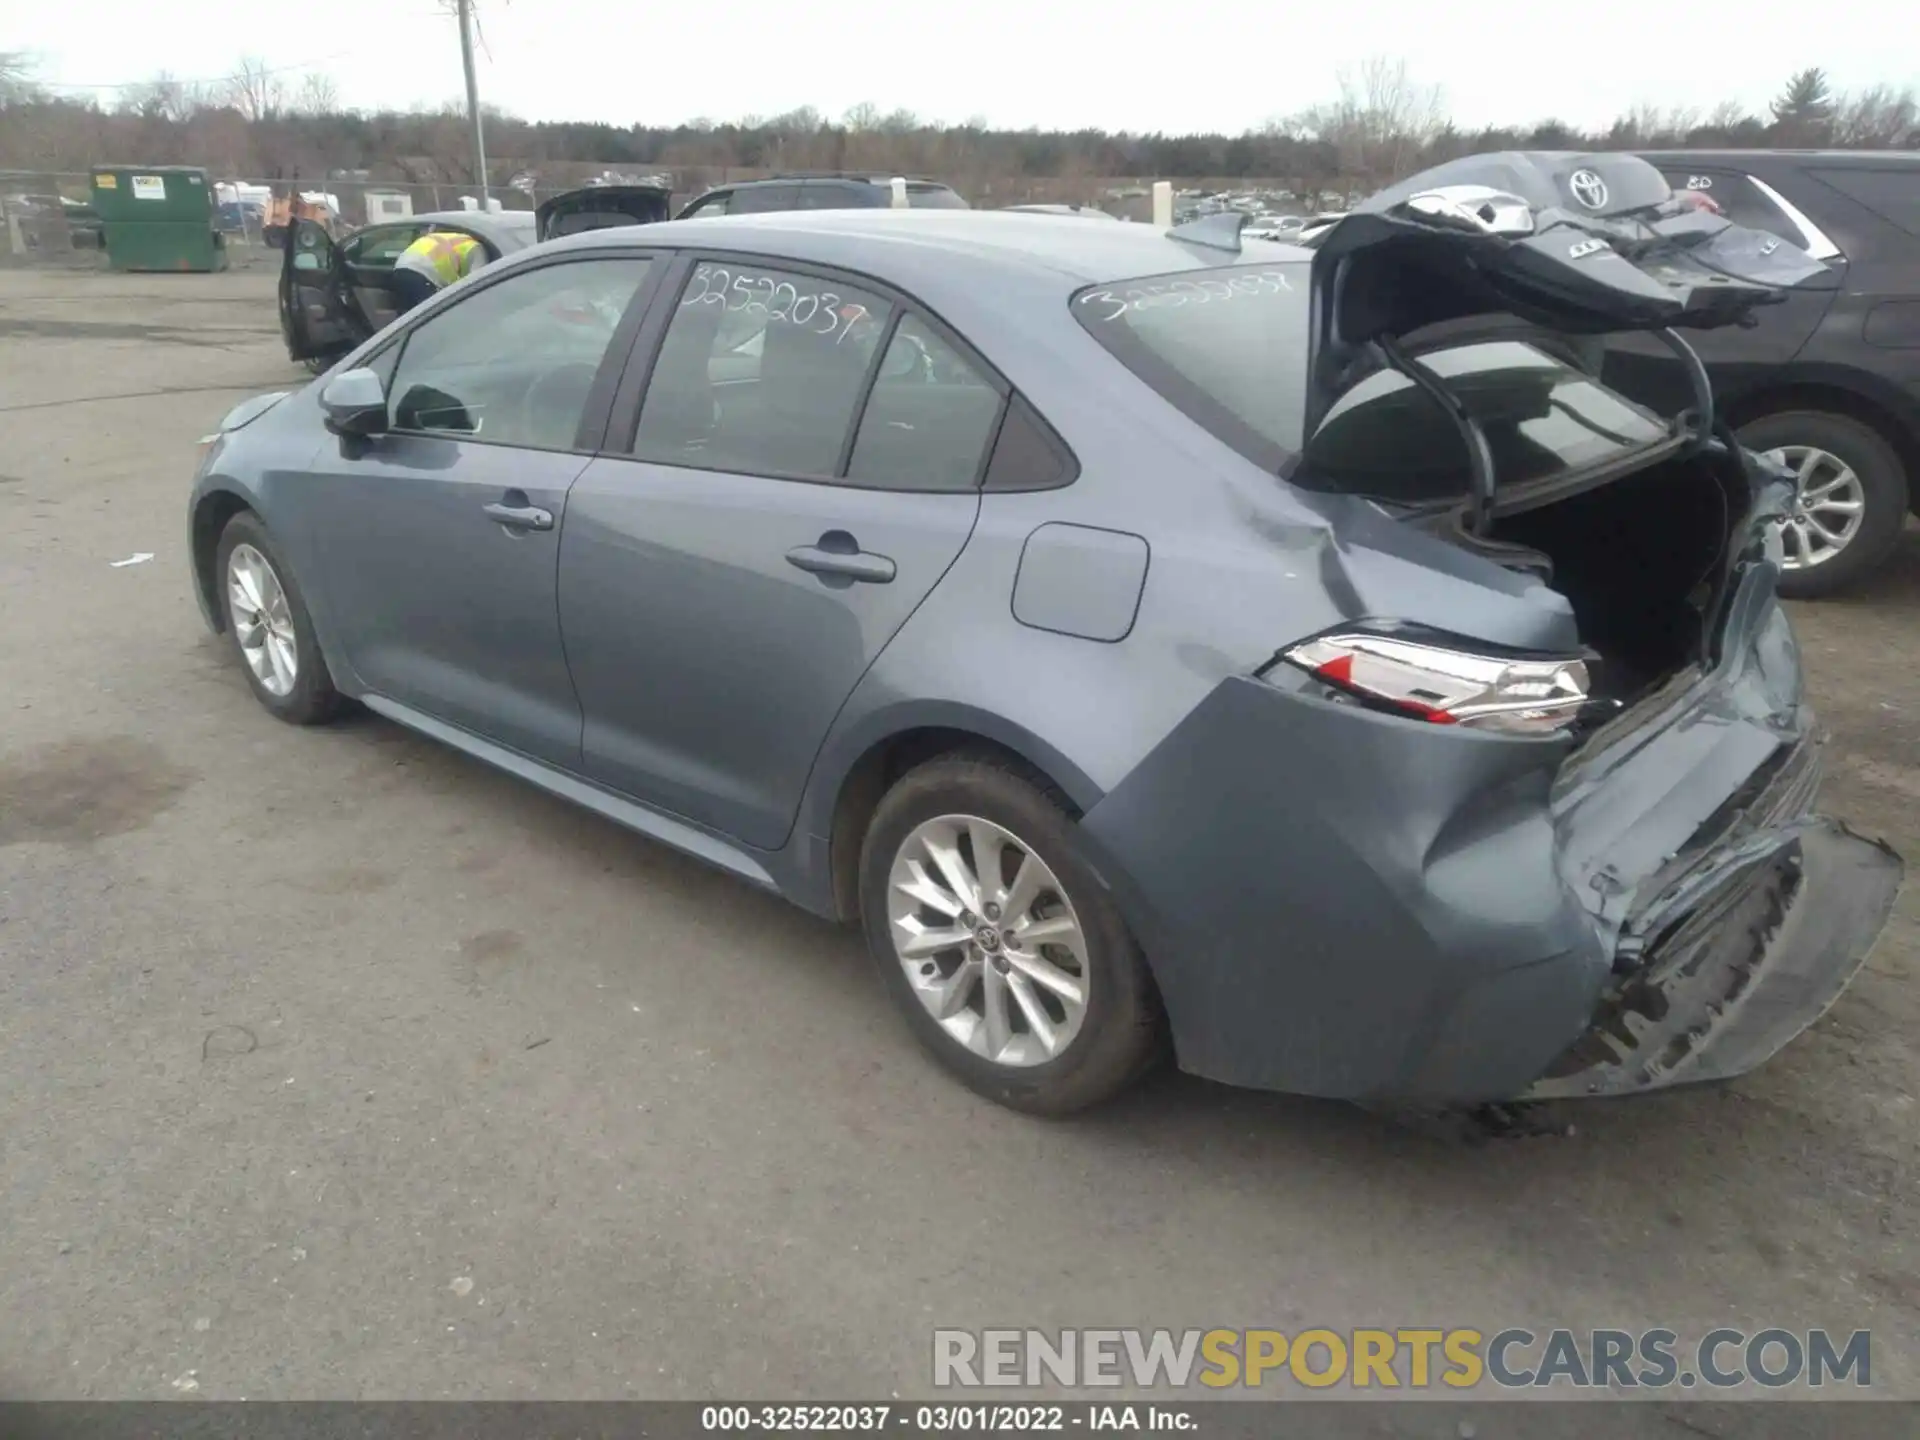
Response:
[1723, 379, 1920, 509]
[822, 719, 1101, 925]
[192, 489, 256, 632]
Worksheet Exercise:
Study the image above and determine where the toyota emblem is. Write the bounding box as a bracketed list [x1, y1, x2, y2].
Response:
[1569, 169, 1609, 210]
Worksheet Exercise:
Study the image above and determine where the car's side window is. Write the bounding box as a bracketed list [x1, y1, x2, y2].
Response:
[631, 260, 892, 479]
[731, 183, 804, 214]
[387, 256, 653, 451]
[343, 224, 427, 269]
[800, 182, 864, 211]
[846, 315, 1005, 492]
[1657, 168, 1803, 247]
[983, 393, 1077, 491]
[1815, 167, 1920, 241]
[682, 191, 730, 218]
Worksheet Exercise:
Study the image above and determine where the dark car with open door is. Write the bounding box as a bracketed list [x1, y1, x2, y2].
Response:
[280, 209, 537, 374]
[280, 184, 673, 374]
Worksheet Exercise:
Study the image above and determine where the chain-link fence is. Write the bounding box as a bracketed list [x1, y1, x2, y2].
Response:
[0, 170, 588, 268]
[2, 167, 1314, 267]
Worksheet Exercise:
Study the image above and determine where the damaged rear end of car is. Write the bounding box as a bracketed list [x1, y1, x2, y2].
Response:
[1082, 152, 1900, 1105]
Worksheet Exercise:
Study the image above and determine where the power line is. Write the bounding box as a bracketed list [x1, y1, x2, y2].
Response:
[30, 49, 366, 93]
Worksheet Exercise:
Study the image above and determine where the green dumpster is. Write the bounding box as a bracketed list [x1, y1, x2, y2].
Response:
[89, 166, 228, 273]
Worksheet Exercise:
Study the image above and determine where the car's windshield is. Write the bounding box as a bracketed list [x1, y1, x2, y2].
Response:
[1297, 340, 1670, 506]
[1071, 262, 1312, 471]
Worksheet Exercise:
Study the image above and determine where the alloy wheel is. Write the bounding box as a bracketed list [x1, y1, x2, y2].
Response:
[885, 814, 1090, 1068]
[227, 542, 300, 697]
[1761, 444, 1866, 570]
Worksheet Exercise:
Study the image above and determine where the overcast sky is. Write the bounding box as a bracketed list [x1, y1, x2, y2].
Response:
[15, 0, 1916, 136]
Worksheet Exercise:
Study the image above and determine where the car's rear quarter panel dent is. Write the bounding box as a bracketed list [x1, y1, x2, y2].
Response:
[1079, 676, 1608, 1100]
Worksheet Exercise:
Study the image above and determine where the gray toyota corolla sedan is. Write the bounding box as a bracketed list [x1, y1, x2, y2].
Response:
[188, 153, 1901, 1115]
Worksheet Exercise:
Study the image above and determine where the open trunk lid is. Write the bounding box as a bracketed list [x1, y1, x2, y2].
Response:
[535, 183, 673, 243]
[1291, 157, 1899, 1097]
[1300, 151, 1840, 443]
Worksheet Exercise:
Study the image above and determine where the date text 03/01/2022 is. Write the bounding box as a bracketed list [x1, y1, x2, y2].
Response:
[700, 1405, 1195, 1432]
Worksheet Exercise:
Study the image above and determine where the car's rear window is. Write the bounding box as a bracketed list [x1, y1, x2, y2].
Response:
[1071, 263, 1313, 470]
[1298, 340, 1670, 505]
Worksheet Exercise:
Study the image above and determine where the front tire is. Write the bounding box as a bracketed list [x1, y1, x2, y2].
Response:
[859, 754, 1164, 1115]
[215, 511, 342, 726]
[1738, 411, 1907, 598]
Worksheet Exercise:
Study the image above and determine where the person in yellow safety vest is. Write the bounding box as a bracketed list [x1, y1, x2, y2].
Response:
[389, 230, 487, 314]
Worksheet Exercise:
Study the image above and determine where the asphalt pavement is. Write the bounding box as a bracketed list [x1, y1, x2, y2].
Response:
[1, 266, 1917, 1408]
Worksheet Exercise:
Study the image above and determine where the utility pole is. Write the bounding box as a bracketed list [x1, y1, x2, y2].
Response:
[456, 0, 490, 204]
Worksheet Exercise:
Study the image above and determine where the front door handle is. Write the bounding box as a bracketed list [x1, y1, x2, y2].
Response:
[786, 531, 896, 584]
[483, 501, 554, 532]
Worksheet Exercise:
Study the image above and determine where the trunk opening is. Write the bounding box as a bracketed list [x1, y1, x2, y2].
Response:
[1432, 449, 1751, 710]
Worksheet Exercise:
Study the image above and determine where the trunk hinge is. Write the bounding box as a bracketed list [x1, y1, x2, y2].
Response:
[1655, 326, 1716, 455]
[1373, 334, 1498, 535]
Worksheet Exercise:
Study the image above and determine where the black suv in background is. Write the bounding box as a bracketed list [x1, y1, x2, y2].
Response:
[1605, 151, 1920, 596]
[675, 173, 969, 218]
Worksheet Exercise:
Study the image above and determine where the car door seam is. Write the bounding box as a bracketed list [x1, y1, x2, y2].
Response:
[775, 491, 988, 853]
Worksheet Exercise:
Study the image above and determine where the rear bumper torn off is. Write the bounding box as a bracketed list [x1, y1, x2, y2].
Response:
[1523, 820, 1901, 1099]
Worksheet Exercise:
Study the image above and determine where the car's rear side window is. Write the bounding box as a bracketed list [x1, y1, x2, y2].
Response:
[847, 316, 1003, 491]
[1815, 167, 1920, 240]
[731, 184, 805, 214]
[799, 184, 863, 210]
[907, 187, 968, 210]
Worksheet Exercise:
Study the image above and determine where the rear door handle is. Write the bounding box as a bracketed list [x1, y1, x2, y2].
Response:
[483, 501, 553, 532]
[786, 535, 896, 584]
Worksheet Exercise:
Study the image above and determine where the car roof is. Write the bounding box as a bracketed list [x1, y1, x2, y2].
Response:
[404, 209, 538, 248]
[534, 208, 1310, 289]
[723, 173, 953, 187]
[1637, 149, 1920, 169]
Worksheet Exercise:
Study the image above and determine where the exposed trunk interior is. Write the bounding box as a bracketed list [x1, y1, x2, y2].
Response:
[1436, 452, 1751, 708]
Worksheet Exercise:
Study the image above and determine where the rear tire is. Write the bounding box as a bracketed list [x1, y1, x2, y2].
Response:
[859, 753, 1164, 1115]
[215, 512, 342, 726]
[1737, 410, 1907, 598]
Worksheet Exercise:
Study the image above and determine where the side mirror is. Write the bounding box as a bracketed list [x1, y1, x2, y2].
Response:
[319, 367, 389, 437]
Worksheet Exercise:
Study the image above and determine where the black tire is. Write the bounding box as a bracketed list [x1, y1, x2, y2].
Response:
[1737, 410, 1908, 599]
[214, 511, 343, 726]
[859, 753, 1165, 1115]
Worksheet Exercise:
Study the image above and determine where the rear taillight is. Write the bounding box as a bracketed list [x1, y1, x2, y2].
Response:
[1279, 630, 1589, 736]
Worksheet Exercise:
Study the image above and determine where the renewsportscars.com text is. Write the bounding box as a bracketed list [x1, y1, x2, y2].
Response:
[932, 1328, 1872, 1391]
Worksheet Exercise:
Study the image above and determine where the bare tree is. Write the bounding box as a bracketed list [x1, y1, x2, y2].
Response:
[224, 56, 284, 122]
[1706, 99, 1750, 130]
[1278, 57, 1443, 192]
[0, 49, 41, 106]
[116, 71, 206, 123]
[1831, 84, 1919, 147]
[290, 72, 342, 116]
[1612, 103, 1700, 145]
